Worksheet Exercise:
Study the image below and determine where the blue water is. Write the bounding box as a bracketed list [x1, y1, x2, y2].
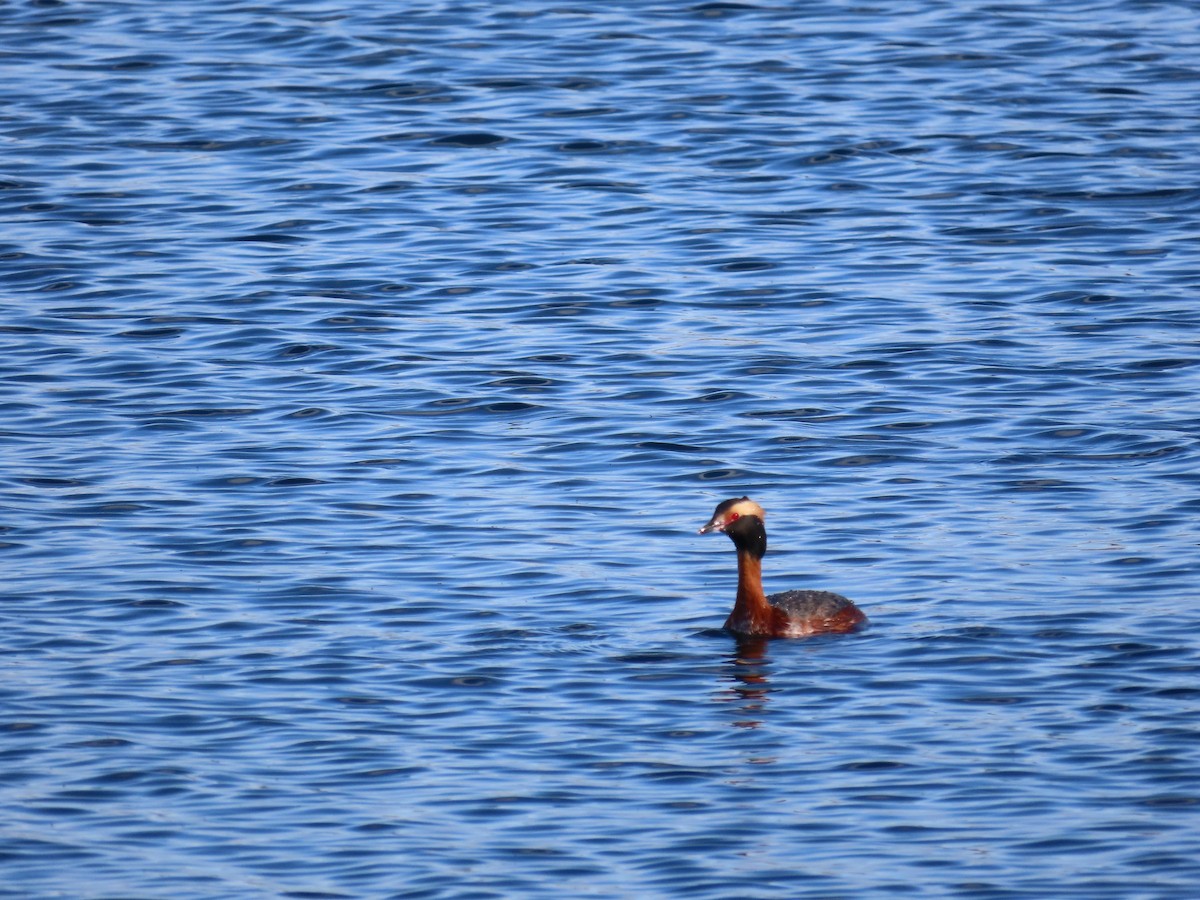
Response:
[3, 1, 1200, 897]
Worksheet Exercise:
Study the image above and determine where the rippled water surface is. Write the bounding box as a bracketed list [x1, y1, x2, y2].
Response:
[3, 1, 1200, 897]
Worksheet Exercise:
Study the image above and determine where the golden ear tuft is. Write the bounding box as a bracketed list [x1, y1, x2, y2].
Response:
[728, 498, 766, 520]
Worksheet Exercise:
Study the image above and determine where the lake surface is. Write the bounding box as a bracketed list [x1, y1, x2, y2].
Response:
[2, 1, 1199, 897]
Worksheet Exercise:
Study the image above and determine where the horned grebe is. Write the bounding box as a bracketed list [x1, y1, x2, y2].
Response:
[698, 497, 866, 638]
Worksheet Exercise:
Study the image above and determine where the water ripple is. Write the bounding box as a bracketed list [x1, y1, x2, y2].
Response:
[2, 0, 1199, 897]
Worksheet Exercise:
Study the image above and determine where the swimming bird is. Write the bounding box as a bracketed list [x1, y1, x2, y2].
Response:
[698, 497, 867, 637]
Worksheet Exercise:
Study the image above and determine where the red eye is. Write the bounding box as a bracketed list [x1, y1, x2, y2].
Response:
[728, 512, 740, 522]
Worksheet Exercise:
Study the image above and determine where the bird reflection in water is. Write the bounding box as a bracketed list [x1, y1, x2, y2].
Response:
[716, 634, 774, 728]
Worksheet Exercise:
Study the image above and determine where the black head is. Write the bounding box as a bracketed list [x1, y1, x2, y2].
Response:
[698, 496, 768, 559]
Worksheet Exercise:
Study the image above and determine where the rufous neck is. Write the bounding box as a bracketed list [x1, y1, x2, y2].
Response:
[734, 549, 769, 614]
